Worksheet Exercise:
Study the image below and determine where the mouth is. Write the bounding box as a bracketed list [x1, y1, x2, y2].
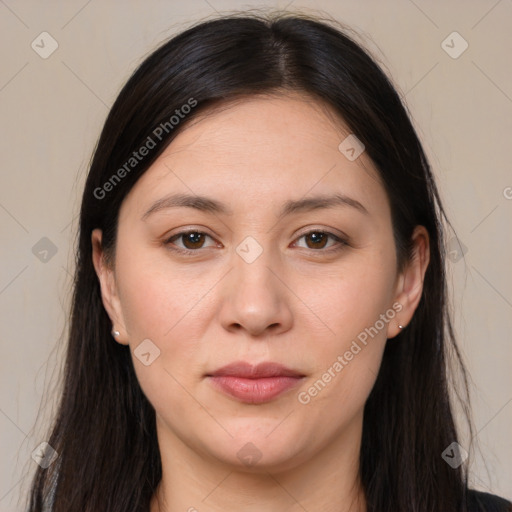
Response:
[205, 361, 305, 404]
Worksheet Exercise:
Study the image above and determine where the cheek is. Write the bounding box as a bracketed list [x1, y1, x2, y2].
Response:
[294, 250, 395, 411]
[297, 249, 397, 344]
[116, 260, 209, 413]
[116, 243, 210, 338]
[298, 343, 385, 441]
[296, 286, 389, 430]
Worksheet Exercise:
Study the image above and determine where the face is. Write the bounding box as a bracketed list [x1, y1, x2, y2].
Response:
[92, 93, 428, 473]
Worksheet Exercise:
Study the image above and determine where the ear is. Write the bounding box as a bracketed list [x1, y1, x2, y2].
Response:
[387, 225, 430, 339]
[91, 228, 129, 345]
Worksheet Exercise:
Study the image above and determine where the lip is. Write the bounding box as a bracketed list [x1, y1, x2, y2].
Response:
[206, 361, 305, 404]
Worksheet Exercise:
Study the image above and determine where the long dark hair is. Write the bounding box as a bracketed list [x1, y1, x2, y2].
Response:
[26, 10, 474, 511]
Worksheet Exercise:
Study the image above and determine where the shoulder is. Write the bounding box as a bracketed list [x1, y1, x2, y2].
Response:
[467, 489, 512, 512]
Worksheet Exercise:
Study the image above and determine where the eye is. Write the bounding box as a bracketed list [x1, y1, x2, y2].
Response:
[165, 230, 219, 254]
[293, 230, 347, 251]
[164, 228, 348, 255]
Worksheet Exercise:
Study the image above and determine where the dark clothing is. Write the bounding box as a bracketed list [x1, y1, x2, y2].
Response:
[468, 489, 512, 511]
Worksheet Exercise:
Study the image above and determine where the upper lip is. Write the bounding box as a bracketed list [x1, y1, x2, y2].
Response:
[207, 361, 304, 378]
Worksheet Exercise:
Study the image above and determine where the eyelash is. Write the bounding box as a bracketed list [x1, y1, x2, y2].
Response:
[164, 229, 348, 256]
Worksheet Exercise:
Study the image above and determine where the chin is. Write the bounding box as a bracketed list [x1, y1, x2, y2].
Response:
[200, 426, 313, 473]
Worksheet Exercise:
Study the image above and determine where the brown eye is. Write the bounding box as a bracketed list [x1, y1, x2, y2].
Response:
[295, 230, 346, 251]
[180, 232, 206, 249]
[304, 232, 329, 249]
[166, 231, 216, 253]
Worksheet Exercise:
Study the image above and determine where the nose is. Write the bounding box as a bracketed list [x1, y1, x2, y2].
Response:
[218, 249, 294, 337]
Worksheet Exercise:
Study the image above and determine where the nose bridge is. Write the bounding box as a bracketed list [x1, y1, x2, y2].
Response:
[232, 238, 279, 304]
[218, 237, 293, 335]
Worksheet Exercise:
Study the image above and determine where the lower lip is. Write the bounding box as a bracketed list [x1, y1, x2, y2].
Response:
[207, 375, 303, 404]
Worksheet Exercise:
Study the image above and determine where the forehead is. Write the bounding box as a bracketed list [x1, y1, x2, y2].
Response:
[166, 92, 362, 160]
[121, 93, 388, 219]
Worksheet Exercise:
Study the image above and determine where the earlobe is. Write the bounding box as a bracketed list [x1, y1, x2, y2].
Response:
[91, 229, 129, 345]
[388, 226, 430, 339]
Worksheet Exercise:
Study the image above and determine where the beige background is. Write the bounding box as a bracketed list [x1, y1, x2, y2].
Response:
[1, 0, 511, 509]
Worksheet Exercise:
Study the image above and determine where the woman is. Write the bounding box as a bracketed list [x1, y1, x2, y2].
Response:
[27, 10, 511, 512]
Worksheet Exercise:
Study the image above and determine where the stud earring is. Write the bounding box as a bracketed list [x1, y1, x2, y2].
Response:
[398, 325, 404, 330]
[111, 328, 120, 338]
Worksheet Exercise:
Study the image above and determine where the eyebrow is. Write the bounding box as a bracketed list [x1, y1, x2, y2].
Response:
[141, 192, 369, 221]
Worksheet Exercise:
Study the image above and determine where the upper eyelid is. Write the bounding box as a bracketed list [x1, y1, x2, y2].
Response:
[166, 224, 347, 239]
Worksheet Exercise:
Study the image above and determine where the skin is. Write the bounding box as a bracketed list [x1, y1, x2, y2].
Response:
[92, 92, 429, 512]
